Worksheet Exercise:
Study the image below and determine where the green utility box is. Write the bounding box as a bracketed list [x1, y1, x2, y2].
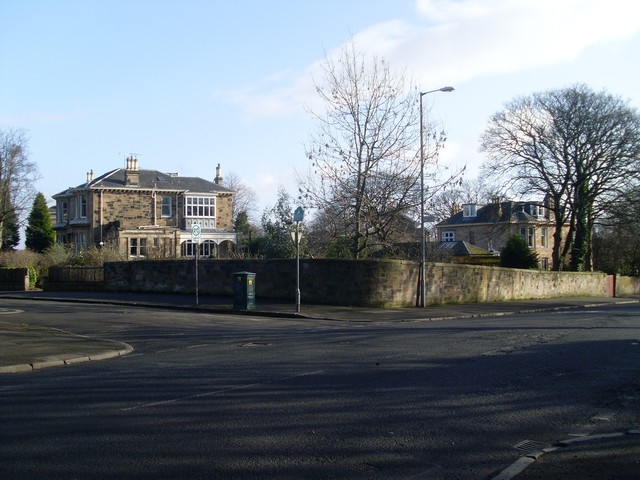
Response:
[233, 271, 256, 310]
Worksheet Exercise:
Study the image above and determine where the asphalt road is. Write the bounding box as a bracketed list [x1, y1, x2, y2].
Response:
[1, 299, 639, 479]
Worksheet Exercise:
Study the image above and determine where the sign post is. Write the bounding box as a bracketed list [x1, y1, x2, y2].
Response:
[191, 223, 201, 306]
[292, 207, 304, 312]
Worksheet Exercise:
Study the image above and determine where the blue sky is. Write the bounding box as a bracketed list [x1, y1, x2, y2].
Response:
[2, 0, 640, 223]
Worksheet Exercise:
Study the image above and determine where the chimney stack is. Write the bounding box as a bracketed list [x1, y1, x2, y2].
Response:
[87, 169, 93, 183]
[214, 163, 223, 184]
[125, 155, 140, 186]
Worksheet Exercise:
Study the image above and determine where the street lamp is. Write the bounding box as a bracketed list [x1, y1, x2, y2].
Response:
[420, 86, 454, 307]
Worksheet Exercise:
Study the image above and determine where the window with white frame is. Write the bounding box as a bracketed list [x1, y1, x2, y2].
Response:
[74, 233, 86, 253]
[540, 227, 548, 247]
[520, 226, 535, 247]
[58, 200, 68, 222]
[442, 231, 455, 242]
[530, 204, 544, 218]
[78, 195, 87, 218]
[181, 240, 218, 258]
[200, 240, 217, 258]
[462, 204, 477, 218]
[182, 240, 198, 257]
[129, 238, 147, 257]
[161, 196, 172, 217]
[185, 196, 215, 218]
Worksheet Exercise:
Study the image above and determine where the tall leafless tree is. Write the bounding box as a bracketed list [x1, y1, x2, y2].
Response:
[481, 84, 640, 271]
[299, 41, 457, 258]
[594, 186, 640, 275]
[426, 177, 498, 223]
[223, 171, 258, 224]
[0, 129, 39, 249]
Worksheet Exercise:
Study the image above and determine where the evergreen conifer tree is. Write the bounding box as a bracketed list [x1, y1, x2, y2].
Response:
[500, 234, 539, 269]
[1, 206, 20, 251]
[25, 192, 55, 253]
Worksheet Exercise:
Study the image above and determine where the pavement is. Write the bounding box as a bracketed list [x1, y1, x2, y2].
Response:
[0, 290, 639, 479]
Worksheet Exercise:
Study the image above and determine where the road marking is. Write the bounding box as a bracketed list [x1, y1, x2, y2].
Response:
[120, 370, 325, 412]
[591, 411, 616, 422]
[513, 439, 551, 455]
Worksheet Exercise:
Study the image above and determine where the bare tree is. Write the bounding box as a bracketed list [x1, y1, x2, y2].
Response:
[0, 129, 39, 248]
[594, 186, 640, 275]
[481, 84, 640, 271]
[426, 177, 498, 222]
[223, 172, 258, 223]
[299, 41, 457, 258]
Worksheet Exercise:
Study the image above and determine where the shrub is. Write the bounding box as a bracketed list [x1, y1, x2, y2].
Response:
[27, 266, 37, 287]
[70, 244, 126, 266]
[500, 234, 539, 269]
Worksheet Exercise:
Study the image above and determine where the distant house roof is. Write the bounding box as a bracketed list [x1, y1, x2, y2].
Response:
[436, 201, 545, 227]
[53, 168, 234, 198]
[437, 241, 494, 256]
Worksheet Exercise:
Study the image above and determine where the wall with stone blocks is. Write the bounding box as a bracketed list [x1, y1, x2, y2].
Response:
[615, 275, 640, 296]
[424, 263, 609, 304]
[95, 259, 617, 308]
[0, 268, 29, 291]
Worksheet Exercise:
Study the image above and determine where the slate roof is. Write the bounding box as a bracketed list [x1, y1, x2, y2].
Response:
[436, 201, 545, 226]
[54, 168, 234, 197]
[437, 241, 495, 256]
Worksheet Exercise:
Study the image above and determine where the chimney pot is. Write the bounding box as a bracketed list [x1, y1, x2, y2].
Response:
[125, 156, 140, 186]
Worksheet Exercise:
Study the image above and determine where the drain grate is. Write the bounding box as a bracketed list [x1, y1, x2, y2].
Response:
[513, 439, 551, 455]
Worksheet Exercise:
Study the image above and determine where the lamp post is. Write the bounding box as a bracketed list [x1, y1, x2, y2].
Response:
[420, 86, 454, 307]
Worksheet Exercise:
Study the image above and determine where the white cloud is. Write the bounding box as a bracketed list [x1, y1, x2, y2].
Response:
[396, 0, 640, 85]
[219, 0, 640, 120]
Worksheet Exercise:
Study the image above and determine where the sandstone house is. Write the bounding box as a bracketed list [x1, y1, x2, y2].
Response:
[52, 157, 236, 258]
[436, 199, 566, 270]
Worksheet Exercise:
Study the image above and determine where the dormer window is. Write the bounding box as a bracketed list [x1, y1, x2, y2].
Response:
[529, 204, 544, 218]
[462, 203, 477, 218]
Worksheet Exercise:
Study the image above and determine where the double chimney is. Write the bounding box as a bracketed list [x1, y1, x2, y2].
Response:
[125, 155, 140, 186]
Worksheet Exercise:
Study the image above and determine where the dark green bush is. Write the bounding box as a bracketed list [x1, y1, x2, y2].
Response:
[500, 234, 539, 269]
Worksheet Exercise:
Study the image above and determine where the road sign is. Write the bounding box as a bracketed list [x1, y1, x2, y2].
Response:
[293, 207, 304, 222]
[290, 228, 304, 245]
[191, 223, 202, 305]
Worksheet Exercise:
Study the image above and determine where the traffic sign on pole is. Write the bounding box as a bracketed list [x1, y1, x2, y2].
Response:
[191, 223, 201, 239]
[191, 223, 201, 306]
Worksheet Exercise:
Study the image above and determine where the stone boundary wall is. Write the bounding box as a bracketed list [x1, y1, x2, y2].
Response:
[424, 263, 609, 304]
[0, 267, 29, 291]
[61, 259, 624, 308]
[615, 275, 640, 296]
[101, 259, 419, 307]
[46, 266, 105, 292]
